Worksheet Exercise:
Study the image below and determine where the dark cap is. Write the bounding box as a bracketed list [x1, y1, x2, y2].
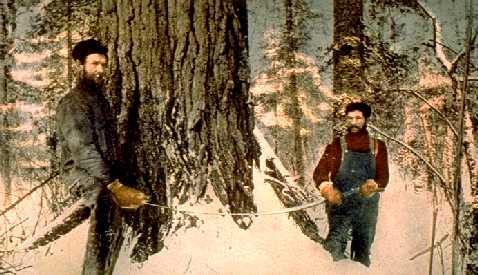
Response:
[72, 39, 107, 64]
[345, 102, 372, 119]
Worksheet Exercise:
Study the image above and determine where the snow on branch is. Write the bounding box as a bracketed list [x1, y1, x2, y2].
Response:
[416, 1, 452, 71]
[369, 123, 446, 183]
[369, 122, 457, 212]
[254, 127, 309, 194]
[400, 88, 458, 137]
[415, 0, 471, 74]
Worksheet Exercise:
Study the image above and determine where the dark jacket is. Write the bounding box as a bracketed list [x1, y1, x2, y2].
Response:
[56, 82, 118, 188]
[313, 127, 389, 188]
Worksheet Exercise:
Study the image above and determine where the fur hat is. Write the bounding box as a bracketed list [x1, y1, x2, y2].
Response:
[345, 102, 372, 119]
[72, 39, 107, 64]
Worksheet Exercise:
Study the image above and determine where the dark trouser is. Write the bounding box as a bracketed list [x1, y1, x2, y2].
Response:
[82, 188, 124, 275]
[324, 194, 379, 267]
[64, 169, 123, 275]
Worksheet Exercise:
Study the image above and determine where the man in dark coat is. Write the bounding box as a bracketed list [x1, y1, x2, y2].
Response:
[313, 102, 389, 267]
[56, 39, 149, 274]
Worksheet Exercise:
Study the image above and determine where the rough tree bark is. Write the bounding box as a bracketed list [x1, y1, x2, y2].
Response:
[0, 0, 13, 207]
[451, 1, 473, 272]
[463, 111, 478, 275]
[333, 0, 365, 97]
[96, 0, 257, 271]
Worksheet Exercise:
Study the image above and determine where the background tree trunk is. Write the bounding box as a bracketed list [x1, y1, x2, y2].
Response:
[333, 0, 365, 97]
[0, 0, 14, 207]
[283, 0, 304, 186]
[97, 0, 257, 268]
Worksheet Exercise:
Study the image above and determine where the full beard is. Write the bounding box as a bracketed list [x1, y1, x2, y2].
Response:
[80, 72, 105, 91]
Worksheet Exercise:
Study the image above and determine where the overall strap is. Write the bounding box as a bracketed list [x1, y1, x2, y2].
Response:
[369, 137, 377, 157]
[339, 135, 378, 163]
[340, 136, 347, 163]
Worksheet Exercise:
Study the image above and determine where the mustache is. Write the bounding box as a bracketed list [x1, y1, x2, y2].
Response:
[348, 125, 363, 131]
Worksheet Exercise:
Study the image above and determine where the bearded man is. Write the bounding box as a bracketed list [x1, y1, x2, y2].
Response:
[56, 39, 148, 274]
[313, 102, 389, 267]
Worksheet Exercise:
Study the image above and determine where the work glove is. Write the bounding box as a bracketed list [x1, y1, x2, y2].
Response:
[359, 179, 378, 198]
[319, 181, 343, 205]
[107, 179, 150, 209]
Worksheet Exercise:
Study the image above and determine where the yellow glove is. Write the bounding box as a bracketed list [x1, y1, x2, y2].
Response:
[359, 179, 378, 198]
[319, 181, 343, 205]
[107, 179, 150, 209]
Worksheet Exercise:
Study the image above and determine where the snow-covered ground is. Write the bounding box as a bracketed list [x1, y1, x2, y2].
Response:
[20, 156, 453, 275]
[4, 1, 463, 274]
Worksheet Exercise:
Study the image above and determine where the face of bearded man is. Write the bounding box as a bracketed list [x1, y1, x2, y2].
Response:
[80, 53, 107, 90]
[346, 110, 366, 133]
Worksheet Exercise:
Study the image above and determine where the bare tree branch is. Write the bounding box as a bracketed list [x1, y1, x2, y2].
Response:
[369, 123, 454, 210]
[449, 31, 478, 74]
[416, 1, 452, 71]
[403, 89, 458, 137]
[368, 123, 446, 184]
[409, 233, 449, 261]
[0, 171, 58, 218]
[0, 217, 28, 241]
[416, 0, 478, 75]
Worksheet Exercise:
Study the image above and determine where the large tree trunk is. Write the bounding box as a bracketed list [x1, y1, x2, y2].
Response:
[97, 0, 257, 271]
[333, 0, 365, 97]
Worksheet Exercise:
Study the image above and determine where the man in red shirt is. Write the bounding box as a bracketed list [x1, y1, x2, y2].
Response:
[313, 102, 389, 267]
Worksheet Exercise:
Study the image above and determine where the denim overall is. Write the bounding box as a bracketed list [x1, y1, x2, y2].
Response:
[324, 137, 380, 266]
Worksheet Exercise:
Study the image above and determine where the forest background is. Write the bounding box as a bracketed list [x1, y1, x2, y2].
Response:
[0, 0, 477, 274]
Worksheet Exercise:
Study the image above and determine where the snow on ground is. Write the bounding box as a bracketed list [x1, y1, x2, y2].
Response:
[21, 222, 88, 275]
[20, 160, 453, 275]
[19, 128, 453, 275]
[372, 167, 453, 275]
